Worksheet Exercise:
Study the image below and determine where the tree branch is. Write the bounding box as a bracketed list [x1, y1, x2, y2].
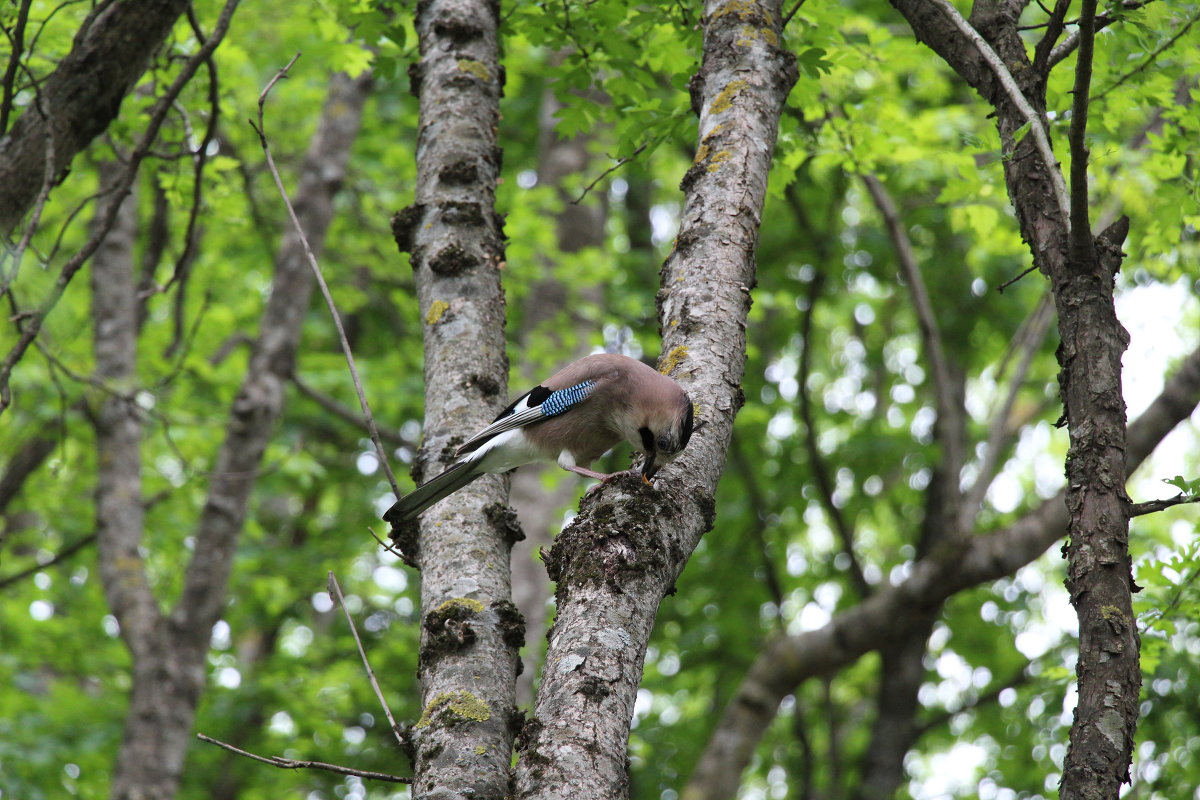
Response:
[0, 0, 192, 235]
[0, 0, 240, 414]
[796, 269, 870, 597]
[860, 173, 965, 486]
[0, 533, 96, 590]
[196, 734, 412, 784]
[924, 0, 1070, 220]
[1067, 0, 1097, 260]
[1129, 494, 1200, 517]
[960, 295, 1054, 529]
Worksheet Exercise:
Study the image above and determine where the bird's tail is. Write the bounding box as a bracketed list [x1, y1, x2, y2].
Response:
[384, 460, 483, 524]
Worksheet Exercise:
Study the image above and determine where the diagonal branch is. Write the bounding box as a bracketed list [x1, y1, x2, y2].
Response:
[860, 173, 965, 485]
[960, 295, 1054, 529]
[944, 1, 1069, 216]
[516, 3, 798, 798]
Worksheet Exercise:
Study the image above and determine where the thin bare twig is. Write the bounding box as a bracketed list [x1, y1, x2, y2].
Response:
[1130, 494, 1200, 517]
[572, 143, 646, 204]
[327, 571, 405, 747]
[0, 533, 97, 590]
[251, 54, 401, 501]
[196, 733, 412, 784]
[366, 526, 410, 563]
[997, 264, 1039, 293]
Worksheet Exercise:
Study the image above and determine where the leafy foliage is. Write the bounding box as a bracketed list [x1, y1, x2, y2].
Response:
[1, 1, 1198, 799]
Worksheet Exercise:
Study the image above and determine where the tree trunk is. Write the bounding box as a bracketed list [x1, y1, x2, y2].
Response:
[516, 2, 797, 798]
[90, 70, 373, 800]
[390, 2, 519, 797]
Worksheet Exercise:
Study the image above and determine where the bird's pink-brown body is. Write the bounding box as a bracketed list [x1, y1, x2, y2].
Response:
[384, 353, 695, 523]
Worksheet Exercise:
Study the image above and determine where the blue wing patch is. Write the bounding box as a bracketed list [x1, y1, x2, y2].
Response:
[540, 380, 596, 417]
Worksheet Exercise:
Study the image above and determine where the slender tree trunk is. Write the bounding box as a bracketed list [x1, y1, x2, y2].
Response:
[89, 71, 373, 800]
[516, 2, 797, 798]
[389, 2, 519, 797]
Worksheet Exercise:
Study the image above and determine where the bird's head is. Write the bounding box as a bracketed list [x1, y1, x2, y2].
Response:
[638, 396, 696, 481]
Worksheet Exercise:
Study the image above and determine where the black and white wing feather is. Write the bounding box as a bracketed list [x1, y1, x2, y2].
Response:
[455, 380, 596, 456]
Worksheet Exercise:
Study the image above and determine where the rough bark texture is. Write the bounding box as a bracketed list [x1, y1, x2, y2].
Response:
[513, 3, 797, 799]
[390, 2, 518, 797]
[888, 3, 1139, 796]
[0, 0, 190, 236]
[90, 72, 372, 800]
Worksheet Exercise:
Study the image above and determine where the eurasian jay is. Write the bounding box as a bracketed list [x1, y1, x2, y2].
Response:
[384, 353, 695, 524]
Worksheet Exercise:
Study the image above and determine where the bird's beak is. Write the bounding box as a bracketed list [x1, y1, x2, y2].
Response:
[641, 455, 660, 483]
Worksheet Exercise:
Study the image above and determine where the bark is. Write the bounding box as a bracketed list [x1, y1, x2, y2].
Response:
[513, 3, 797, 799]
[682, 341, 1200, 800]
[886, 2, 1140, 795]
[0, 0, 190, 236]
[389, 2, 518, 797]
[89, 71, 372, 800]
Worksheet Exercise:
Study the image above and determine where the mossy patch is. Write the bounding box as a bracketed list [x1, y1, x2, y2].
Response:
[436, 597, 485, 614]
[660, 345, 688, 376]
[425, 300, 450, 325]
[710, 79, 747, 114]
[457, 58, 491, 82]
[706, 149, 732, 172]
[414, 690, 491, 729]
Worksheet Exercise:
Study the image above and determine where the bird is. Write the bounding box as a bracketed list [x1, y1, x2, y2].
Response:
[384, 353, 696, 524]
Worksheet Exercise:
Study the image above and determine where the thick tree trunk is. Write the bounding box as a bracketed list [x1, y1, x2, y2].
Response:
[389, 2, 518, 797]
[89, 71, 372, 800]
[883, 3, 1139, 795]
[514, 2, 797, 798]
[0, 0, 190, 236]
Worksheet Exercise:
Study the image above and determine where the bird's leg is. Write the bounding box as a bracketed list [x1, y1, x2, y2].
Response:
[562, 465, 617, 481]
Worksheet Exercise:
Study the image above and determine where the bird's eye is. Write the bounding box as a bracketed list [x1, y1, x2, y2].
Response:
[657, 433, 675, 453]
